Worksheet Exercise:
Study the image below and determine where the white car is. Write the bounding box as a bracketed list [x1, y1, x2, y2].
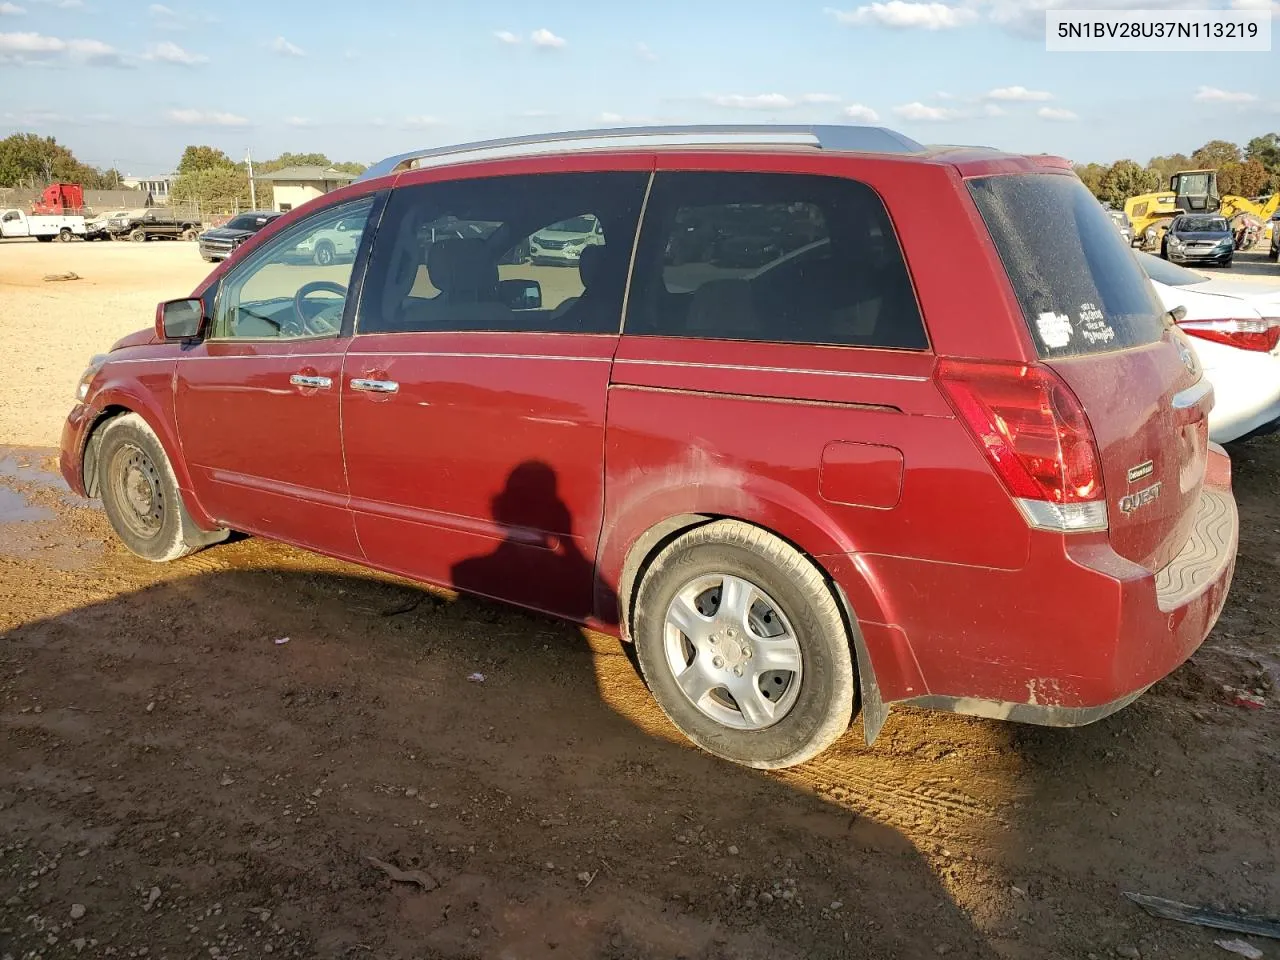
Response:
[528, 214, 604, 266]
[294, 216, 364, 265]
[1138, 250, 1280, 443]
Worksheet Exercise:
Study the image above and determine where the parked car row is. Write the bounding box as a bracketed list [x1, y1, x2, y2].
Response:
[64, 124, 1238, 771]
[1139, 251, 1280, 444]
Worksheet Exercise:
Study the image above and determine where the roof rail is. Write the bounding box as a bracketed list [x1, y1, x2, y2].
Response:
[356, 124, 926, 183]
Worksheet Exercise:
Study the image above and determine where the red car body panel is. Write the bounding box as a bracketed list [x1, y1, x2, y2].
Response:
[59, 139, 1239, 733]
[342, 331, 616, 621]
[173, 337, 360, 559]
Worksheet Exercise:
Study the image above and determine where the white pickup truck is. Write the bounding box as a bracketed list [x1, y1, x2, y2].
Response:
[0, 209, 88, 242]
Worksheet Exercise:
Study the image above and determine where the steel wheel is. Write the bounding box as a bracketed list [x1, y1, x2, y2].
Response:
[663, 573, 803, 731]
[106, 441, 166, 542]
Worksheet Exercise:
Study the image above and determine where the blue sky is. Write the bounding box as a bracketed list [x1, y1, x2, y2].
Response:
[1, 0, 1277, 176]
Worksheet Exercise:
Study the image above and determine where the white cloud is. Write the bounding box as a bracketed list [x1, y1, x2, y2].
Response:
[167, 108, 249, 126]
[1037, 106, 1078, 121]
[67, 37, 127, 67]
[986, 85, 1052, 102]
[494, 29, 520, 44]
[0, 30, 65, 60]
[0, 3, 27, 15]
[893, 101, 963, 121]
[636, 41, 657, 61]
[402, 115, 442, 128]
[984, 103, 1007, 116]
[708, 92, 796, 110]
[144, 40, 206, 65]
[148, 3, 173, 13]
[530, 27, 566, 48]
[843, 103, 880, 122]
[283, 116, 311, 127]
[1192, 86, 1258, 104]
[271, 35, 304, 57]
[800, 93, 842, 104]
[826, 2, 978, 29]
[599, 111, 657, 124]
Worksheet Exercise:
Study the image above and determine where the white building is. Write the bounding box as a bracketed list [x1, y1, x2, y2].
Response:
[121, 174, 175, 202]
[256, 166, 357, 213]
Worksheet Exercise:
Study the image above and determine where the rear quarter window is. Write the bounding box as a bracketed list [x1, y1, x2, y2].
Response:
[968, 174, 1166, 358]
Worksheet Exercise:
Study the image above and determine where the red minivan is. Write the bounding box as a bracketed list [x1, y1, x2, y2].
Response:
[61, 125, 1238, 769]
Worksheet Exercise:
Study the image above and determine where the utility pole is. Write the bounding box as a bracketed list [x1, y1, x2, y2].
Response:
[246, 147, 257, 210]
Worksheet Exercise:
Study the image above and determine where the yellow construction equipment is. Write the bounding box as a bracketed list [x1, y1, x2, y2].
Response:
[1123, 169, 1277, 252]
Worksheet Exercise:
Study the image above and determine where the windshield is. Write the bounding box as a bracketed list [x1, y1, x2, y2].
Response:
[968, 174, 1165, 358]
[1135, 250, 1205, 287]
[1178, 216, 1228, 233]
[1175, 173, 1211, 195]
[226, 215, 270, 230]
[546, 216, 596, 233]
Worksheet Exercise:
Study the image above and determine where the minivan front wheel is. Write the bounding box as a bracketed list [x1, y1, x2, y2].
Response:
[97, 413, 227, 562]
[633, 520, 856, 769]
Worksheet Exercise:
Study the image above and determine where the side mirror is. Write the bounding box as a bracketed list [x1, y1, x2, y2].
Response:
[499, 278, 542, 310]
[1168, 304, 1187, 324]
[156, 298, 206, 341]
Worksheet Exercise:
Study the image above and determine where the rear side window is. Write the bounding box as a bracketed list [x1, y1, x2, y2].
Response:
[359, 171, 647, 335]
[625, 172, 927, 350]
[968, 174, 1165, 358]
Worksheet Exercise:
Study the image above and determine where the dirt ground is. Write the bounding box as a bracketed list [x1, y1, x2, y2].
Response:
[1, 237, 1279, 960]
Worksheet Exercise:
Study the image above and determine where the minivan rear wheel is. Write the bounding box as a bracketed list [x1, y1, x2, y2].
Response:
[97, 413, 227, 562]
[632, 520, 856, 769]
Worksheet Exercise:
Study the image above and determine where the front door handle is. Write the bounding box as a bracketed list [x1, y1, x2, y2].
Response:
[290, 374, 332, 389]
[350, 378, 399, 394]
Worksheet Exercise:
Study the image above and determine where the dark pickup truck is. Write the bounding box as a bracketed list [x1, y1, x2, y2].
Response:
[108, 209, 201, 242]
[196, 211, 282, 262]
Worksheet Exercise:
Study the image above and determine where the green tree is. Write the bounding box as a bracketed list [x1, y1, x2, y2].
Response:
[331, 160, 367, 176]
[1074, 162, 1108, 199]
[258, 151, 330, 172]
[1096, 160, 1158, 208]
[177, 145, 236, 175]
[1145, 152, 1191, 188]
[171, 165, 269, 213]
[1217, 159, 1269, 198]
[1244, 134, 1280, 191]
[0, 133, 83, 187]
[1190, 139, 1241, 170]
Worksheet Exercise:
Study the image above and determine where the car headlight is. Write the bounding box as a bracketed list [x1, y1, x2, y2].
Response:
[1217, 237, 1233, 248]
[75, 354, 108, 402]
[1167, 236, 1182, 247]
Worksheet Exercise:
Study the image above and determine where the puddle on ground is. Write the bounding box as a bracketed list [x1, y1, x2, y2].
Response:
[0, 444, 102, 570]
[0, 448, 92, 508]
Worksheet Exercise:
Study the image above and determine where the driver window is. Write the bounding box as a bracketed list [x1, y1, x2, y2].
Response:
[211, 196, 375, 340]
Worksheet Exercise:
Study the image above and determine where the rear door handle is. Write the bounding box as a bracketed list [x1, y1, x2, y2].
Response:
[290, 374, 332, 390]
[350, 378, 399, 394]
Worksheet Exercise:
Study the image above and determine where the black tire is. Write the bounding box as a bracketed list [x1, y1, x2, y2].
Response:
[183, 227, 199, 241]
[1222, 257, 1233, 268]
[96, 413, 227, 563]
[632, 520, 856, 769]
[36, 235, 54, 242]
[313, 240, 335, 266]
[1268, 246, 1278, 262]
[1159, 240, 1168, 260]
[58, 227, 73, 242]
[130, 228, 146, 243]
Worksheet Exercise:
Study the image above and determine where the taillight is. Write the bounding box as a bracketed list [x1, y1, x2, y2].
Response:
[1178, 317, 1280, 354]
[936, 359, 1107, 533]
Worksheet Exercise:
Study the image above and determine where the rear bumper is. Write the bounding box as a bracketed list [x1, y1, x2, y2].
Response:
[832, 447, 1238, 724]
